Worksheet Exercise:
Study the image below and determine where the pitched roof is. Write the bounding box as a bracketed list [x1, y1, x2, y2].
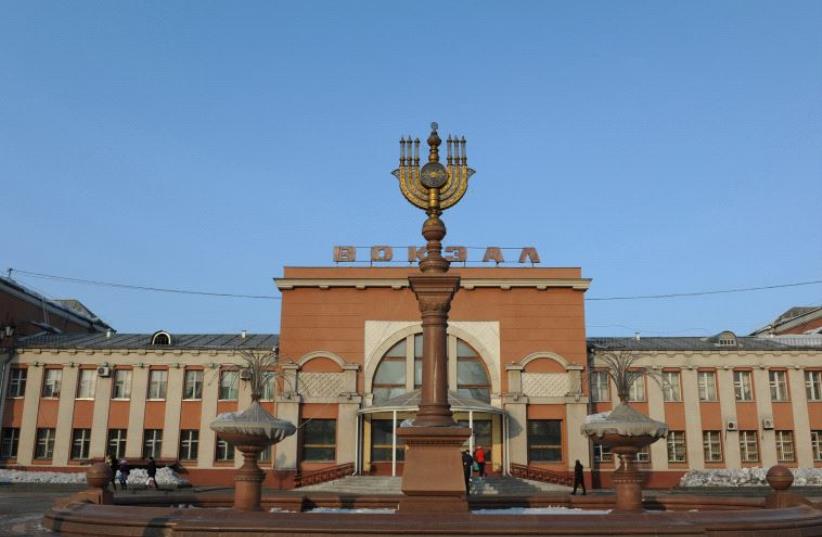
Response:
[749, 306, 822, 336]
[587, 335, 822, 352]
[0, 276, 112, 332]
[17, 332, 278, 351]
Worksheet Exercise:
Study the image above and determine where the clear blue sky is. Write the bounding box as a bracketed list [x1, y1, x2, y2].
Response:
[1, 1, 820, 337]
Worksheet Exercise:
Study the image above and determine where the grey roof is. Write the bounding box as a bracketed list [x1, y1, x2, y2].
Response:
[0, 276, 112, 331]
[17, 332, 278, 351]
[587, 336, 822, 352]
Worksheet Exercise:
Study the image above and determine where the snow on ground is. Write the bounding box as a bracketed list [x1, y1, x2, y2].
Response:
[306, 508, 396, 514]
[680, 467, 822, 487]
[125, 467, 190, 488]
[0, 469, 86, 484]
[473, 507, 611, 515]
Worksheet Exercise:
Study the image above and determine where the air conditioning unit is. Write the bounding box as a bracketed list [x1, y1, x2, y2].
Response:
[725, 420, 738, 431]
[239, 368, 252, 381]
[762, 418, 774, 430]
[97, 366, 111, 377]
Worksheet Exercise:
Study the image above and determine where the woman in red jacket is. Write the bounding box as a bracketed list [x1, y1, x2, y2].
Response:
[473, 445, 486, 478]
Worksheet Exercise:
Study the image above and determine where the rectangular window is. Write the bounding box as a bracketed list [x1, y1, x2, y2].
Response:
[698, 371, 718, 401]
[628, 376, 646, 402]
[179, 430, 199, 461]
[806, 371, 822, 401]
[739, 431, 759, 463]
[733, 370, 753, 401]
[703, 431, 723, 462]
[527, 419, 562, 462]
[259, 444, 272, 464]
[812, 431, 822, 462]
[370, 419, 404, 462]
[590, 371, 610, 402]
[593, 442, 612, 463]
[775, 431, 795, 463]
[301, 419, 337, 462]
[76, 369, 96, 399]
[770, 371, 789, 402]
[112, 369, 132, 399]
[143, 429, 163, 458]
[662, 371, 681, 402]
[183, 369, 203, 400]
[215, 439, 234, 461]
[218, 370, 238, 400]
[7, 368, 27, 397]
[636, 446, 651, 463]
[107, 429, 127, 459]
[35, 428, 56, 459]
[42, 369, 62, 398]
[260, 374, 275, 401]
[147, 370, 168, 400]
[0, 428, 20, 458]
[667, 431, 687, 463]
[71, 429, 91, 460]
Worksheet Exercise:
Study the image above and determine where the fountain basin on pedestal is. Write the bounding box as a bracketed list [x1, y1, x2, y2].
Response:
[582, 404, 667, 512]
[210, 401, 296, 511]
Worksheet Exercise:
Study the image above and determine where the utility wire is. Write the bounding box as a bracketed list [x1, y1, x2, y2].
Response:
[9, 269, 280, 300]
[6, 268, 821, 303]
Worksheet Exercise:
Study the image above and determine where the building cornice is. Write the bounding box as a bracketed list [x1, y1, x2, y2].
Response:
[275, 277, 591, 291]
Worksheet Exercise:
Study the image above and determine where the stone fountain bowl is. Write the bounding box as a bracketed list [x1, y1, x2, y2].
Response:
[581, 403, 667, 446]
[210, 401, 296, 447]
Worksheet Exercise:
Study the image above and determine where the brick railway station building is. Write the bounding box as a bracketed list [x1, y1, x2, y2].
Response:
[1, 268, 821, 488]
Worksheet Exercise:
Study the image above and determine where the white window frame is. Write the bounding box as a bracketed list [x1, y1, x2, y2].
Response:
[769, 370, 789, 402]
[71, 428, 92, 460]
[76, 369, 96, 399]
[812, 430, 822, 462]
[218, 370, 239, 401]
[183, 369, 204, 400]
[775, 430, 795, 463]
[733, 370, 753, 401]
[806, 371, 822, 401]
[147, 369, 168, 400]
[627, 375, 646, 402]
[112, 369, 132, 400]
[662, 371, 681, 402]
[143, 429, 163, 458]
[703, 431, 723, 462]
[590, 371, 610, 402]
[7, 368, 27, 398]
[35, 428, 56, 459]
[697, 371, 718, 401]
[215, 438, 234, 461]
[738, 430, 759, 463]
[179, 430, 199, 461]
[592, 442, 612, 463]
[667, 431, 687, 463]
[42, 369, 62, 398]
[108, 428, 128, 459]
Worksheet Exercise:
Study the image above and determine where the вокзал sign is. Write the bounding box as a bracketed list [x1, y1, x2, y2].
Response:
[333, 245, 541, 264]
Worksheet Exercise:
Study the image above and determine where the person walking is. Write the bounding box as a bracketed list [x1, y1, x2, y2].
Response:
[572, 459, 586, 495]
[106, 454, 117, 490]
[146, 457, 159, 490]
[461, 450, 474, 495]
[473, 445, 486, 478]
[117, 459, 130, 491]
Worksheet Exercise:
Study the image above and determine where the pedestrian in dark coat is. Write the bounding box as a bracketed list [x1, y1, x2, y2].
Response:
[146, 457, 159, 489]
[106, 454, 117, 490]
[117, 459, 130, 491]
[572, 459, 586, 495]
[461, 450, 474, 495]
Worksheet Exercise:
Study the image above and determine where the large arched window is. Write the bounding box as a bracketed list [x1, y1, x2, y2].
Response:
[372, 335, 491, 404]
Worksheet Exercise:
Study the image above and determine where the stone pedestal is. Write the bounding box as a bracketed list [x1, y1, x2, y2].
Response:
[611, 446, 643, 512]
[396, 426, 471, 513]
[234, 445, 266, 511]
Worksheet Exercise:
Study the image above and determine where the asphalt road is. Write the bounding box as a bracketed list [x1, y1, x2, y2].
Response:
[0, 488, 75, 536]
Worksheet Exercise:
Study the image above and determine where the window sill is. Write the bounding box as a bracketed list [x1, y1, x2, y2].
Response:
[40, 396, 60, 400]
[146, 399, 166, 402]
[75, 397, 94, 401]
[217, 399, 238, 402]
[181, 398, 202, 402]
[111, 398, 131, 401]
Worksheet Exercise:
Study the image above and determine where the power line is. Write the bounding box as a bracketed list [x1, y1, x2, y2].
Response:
[585, 280, 822, 301]
[6, 267, 820, 303]
[9, 269, 280, 300]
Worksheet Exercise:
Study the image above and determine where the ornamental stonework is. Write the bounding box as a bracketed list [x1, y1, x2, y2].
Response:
[297, 372, 346, 399]
[521, 372, 570, 397]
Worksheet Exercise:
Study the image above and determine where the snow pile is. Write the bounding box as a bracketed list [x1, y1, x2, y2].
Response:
[679, 467, 822, 487]
[0, 469, 86, 484]
[126, 467, 190, 488]
[307, 508, 396, 514]
[473, 507, 611, 515]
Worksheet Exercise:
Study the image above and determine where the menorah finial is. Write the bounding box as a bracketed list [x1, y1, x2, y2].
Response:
[427, 122, 441, 163]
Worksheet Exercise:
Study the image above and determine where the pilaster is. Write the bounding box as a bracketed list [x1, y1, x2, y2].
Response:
[16, 365, 43, 465]
[125, 366, 149, 458]
[161, 367, 184, 459]
[52, 366, 78, 465]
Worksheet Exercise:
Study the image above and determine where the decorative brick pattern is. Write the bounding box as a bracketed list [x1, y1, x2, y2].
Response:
[297, 372, 346, 399]
[521, 373, 569, 397]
